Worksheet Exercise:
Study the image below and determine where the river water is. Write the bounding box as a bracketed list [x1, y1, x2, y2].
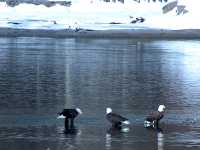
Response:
[0, 37, 200, 150]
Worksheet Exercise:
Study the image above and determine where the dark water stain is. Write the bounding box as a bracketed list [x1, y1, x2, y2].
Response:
[0, 37, 200, 150]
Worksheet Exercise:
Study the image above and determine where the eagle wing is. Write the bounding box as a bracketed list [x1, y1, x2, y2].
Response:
[146, 111, 160, 122]
[106, 113, 128, 124]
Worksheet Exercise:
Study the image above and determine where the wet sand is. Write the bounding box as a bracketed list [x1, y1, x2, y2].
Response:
[0, 27, 200, 39]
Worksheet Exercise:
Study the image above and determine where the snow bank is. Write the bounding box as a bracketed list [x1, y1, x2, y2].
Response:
[0, 0, 200, 30]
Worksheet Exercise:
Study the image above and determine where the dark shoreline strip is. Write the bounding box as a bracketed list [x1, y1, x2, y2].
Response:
[0, 27, 200, 39]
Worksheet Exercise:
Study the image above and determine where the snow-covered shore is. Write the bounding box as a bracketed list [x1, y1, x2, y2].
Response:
[0, 0, 200, 38]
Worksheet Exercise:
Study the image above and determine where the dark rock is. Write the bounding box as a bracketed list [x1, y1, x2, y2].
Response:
[6, 0, 20, 6]
[130, 17, 145, 24]
[5, 0, 71, 7]
[8, 21, 21, 25]
[182, 9, 189, 15]
[176, 5, 188, 15]
[109, 22, 123, 24]
[162, 1, 177, 14]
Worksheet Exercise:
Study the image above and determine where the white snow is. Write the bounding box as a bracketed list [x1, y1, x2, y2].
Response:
[0, 0, 199, 30]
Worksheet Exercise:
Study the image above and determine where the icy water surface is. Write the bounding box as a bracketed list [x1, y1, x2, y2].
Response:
[0, 37, 200, 150]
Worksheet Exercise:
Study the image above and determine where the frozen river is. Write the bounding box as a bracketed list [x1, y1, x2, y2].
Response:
[0, 37, 200, 150]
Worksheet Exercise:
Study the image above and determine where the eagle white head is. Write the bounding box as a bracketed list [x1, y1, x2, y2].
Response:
[158, 105, 166, 113]
[106, 108, 112, 114]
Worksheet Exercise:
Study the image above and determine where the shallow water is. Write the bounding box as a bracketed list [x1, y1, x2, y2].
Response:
[0, 37, 200, 150]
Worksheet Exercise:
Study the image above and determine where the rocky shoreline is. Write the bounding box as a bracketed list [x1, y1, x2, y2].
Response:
[0, 27, 200, 39]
